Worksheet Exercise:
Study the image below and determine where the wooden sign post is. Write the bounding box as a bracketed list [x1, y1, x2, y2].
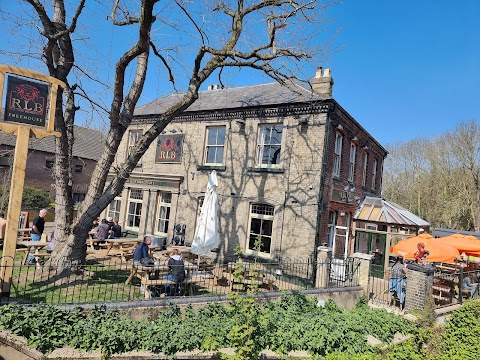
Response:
[0, 65, 65, 296]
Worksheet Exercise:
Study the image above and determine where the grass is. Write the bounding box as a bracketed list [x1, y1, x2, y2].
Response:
[2, 255, 145, 304]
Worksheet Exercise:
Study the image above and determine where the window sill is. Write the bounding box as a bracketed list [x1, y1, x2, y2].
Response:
[243, 251, 272, 261]
[197, 165, 226, 172]
[247, 167, 284, 173]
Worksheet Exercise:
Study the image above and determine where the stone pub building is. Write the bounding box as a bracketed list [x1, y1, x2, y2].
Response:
[104, 68, 388, 263]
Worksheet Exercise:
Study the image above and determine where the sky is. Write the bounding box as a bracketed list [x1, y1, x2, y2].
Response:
[0, 0, 479, 146]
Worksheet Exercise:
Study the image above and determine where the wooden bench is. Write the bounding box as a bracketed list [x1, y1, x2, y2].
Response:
[230, 273, 276, 291]
[432, 279, 456, 304]
[125, 265, 172, 298]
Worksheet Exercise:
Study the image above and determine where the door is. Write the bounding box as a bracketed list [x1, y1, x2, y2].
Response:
[330, 225, 349, 281]
[355, 231, 386, 278]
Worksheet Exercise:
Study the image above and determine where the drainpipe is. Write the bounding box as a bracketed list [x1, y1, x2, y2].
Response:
[143, 189, 151, 236]
[313, 102, 334, 285]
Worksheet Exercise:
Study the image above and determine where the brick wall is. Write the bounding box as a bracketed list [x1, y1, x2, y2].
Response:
[0, 146, 97, 199]
[317, 106, 387, 256]
[404, 266, 434, 311]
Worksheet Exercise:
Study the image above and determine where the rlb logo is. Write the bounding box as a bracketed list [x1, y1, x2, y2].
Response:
[4, 75, 49, 127]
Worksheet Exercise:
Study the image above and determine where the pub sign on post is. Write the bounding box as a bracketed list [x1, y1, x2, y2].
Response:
[3, 75, 49, 128]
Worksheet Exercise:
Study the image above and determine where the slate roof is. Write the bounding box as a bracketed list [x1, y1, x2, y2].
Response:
[433, 228, 480, 240]
[134, 82, 325, 116]
[354, 196, 431, 227]
[0, 125, 104, 161]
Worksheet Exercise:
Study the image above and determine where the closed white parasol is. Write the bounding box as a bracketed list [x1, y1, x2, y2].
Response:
[192, 171, 219, 263]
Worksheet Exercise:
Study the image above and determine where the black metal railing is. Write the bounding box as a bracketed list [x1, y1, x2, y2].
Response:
[368, 264, 480, 310]
[0, 256, 360, 305]
[368, 267, 395, 308]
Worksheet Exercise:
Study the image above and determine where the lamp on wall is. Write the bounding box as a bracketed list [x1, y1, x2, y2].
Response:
[236, 118, 246, 126]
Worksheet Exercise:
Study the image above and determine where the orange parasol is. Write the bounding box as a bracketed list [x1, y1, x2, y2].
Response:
[390, 233, 461, 263]
[434, 233, 480, 257]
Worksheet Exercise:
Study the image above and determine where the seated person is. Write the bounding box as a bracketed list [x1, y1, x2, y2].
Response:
[106, 216, 115, 230]
[133, 236, 154, 266]
[463, 275, 478, 297]
[109, 220, 123, 239]
[91, 217, 100, 230]
[164, 249, 186, 295]
[414, 242, 429, 265]
[94, 219, 110, 248]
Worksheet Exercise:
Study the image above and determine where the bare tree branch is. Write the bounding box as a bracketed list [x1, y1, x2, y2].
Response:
[69, 0, 86, 33]
[150, 41, 176, 87]
[73, 85, 109, 114]
[175, 0, 207, 45]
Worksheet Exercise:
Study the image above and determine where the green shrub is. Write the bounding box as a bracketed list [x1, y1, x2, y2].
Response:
[0, 294, 416, 358]
[439, 299, 480, 360]
[22, 186, 52, 209]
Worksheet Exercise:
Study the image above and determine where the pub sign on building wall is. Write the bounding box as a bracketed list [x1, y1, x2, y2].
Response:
[155, 134, 184, 163]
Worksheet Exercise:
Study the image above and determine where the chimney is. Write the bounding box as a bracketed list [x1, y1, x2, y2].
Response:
[311, 67, 334, 98]
[207, 84, 220, 90]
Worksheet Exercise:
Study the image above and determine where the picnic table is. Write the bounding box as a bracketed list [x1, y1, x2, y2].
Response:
[17, 240, 50, 265]
[17, 228, 32, 242]
[125, 256, 197, 299]
[104, 238, 142, 261]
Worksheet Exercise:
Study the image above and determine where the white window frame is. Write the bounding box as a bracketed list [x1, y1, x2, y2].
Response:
[333, 133, 343, 177]
[107, 197, 122, 222]
[362, 153, 368, 187]
[155, 192, 172, 236]
[257, 124, 283, 167]
[246, 203, 275, 256]
[204, 126, 226, 165]
[127, 129, 143, 165]
[327, 210, 337, 248]
[372, 159, 377, 190]
[348, 143, 356, 182]
[126, 189, 143, 230]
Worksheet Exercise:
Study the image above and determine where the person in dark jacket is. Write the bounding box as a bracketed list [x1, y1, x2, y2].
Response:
[164, 248, 185, 295]
[109, 220, 123, 239]
[133, 235, 153, 265]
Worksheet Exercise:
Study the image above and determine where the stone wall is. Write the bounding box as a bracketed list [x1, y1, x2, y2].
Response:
[108, 112, 329, 262]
